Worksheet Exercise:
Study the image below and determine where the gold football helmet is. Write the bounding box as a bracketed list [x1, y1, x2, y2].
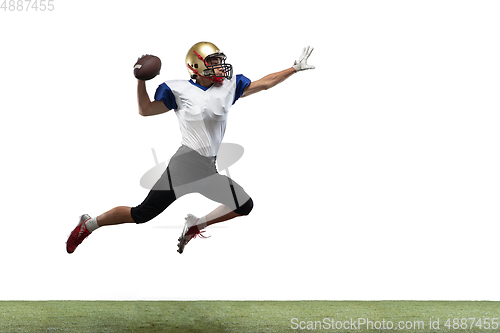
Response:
[185, 41, 233, 83]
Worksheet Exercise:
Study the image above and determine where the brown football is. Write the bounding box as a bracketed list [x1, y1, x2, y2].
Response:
[134, 55, 161, 80]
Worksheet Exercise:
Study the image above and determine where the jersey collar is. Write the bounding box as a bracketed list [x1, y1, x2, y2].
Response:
[189, 79, 212, 91]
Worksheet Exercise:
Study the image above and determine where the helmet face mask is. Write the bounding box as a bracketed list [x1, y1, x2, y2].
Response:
[202, 54, 233, 83]
[186, 42, 233, 84]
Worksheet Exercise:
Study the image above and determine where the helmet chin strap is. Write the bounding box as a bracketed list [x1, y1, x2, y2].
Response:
[186, 63, 224, 84]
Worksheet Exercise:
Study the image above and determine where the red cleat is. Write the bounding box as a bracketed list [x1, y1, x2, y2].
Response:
[66, 214, 92, 254]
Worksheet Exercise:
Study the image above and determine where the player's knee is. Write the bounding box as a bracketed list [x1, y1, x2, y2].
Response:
[131, 190, 176, 224]
[130, 207, 154, 224]
[233, 197, 253, 216]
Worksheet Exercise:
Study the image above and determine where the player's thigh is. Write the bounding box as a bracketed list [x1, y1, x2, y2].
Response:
[197, 174, 251, 211]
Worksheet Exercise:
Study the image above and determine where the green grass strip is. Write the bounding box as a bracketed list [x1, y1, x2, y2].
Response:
[0, 301, 499, 332]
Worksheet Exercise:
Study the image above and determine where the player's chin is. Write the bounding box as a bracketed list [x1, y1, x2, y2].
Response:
[212, 78, 224, 85]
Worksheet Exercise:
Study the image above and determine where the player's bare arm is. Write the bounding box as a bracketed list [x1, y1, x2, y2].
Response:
[241, 67, 296, 98]
[137, 80, 170, 116]
[242, 46, 315, 98]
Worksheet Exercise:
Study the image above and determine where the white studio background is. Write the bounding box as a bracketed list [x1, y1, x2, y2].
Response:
[1, 0, 499, 301]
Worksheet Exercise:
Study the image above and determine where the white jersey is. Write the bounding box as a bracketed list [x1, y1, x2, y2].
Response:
[154, 75, 251, 157]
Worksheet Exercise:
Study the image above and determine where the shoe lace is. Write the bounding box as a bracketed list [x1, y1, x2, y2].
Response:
[186, 228, 210, 244]
[79, 223, 90, 238]
[195, 230, 210, 239]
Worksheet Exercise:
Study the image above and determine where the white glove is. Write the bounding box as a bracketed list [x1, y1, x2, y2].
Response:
[293, 46, 315, 72]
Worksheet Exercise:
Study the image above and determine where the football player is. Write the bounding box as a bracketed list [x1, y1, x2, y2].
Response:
[66, 42, 314, 254]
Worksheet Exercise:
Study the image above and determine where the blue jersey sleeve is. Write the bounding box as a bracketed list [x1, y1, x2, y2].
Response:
[154, 83, 178, 110]
[233, 74, 251, 104]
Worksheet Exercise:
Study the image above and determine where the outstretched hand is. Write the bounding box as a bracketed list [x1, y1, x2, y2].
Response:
[293, 46, 315, 72]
